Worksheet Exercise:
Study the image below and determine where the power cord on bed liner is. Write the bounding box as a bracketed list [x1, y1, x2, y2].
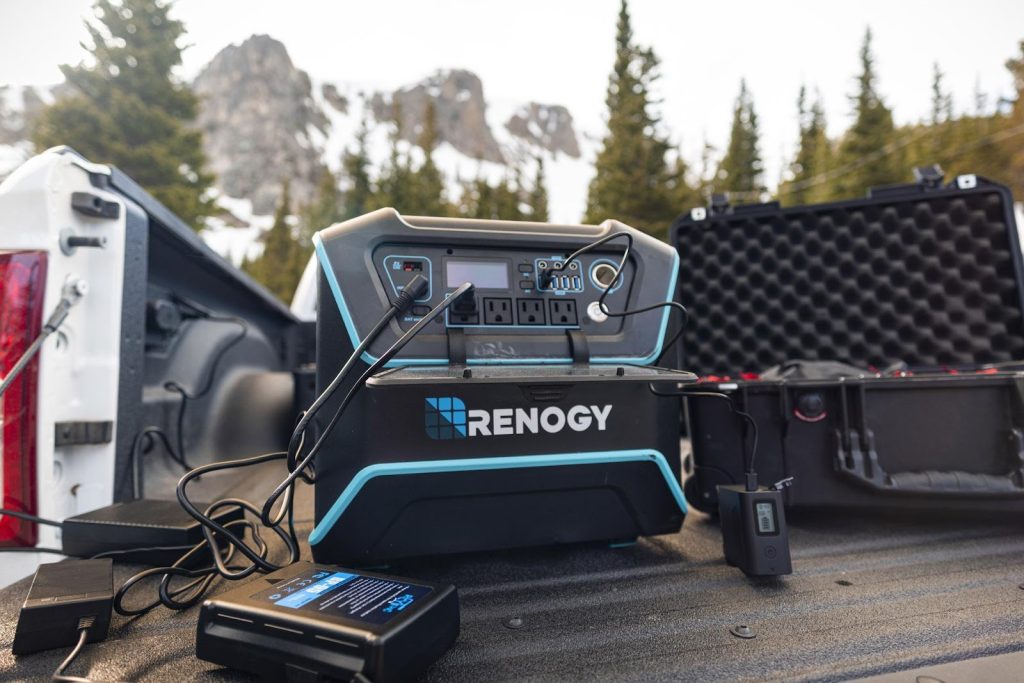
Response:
[111, 276, 475, 618]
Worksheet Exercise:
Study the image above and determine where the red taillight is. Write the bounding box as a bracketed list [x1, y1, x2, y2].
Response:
[0, 250, 46, 546]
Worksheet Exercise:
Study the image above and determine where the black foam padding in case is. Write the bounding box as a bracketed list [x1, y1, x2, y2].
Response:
[672, 184, 1024, 374]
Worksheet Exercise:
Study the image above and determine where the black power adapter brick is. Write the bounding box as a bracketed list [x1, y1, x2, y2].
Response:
[717, 481, 793, 577]
[12, 559, 113, 655]
[197, 561, 460, 682]
[61, 499, 243, 564]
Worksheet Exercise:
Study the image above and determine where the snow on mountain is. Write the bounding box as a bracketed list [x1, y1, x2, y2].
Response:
[0, 35, 597, 268]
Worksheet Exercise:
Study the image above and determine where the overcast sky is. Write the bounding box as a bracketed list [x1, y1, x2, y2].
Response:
[3, 0, 1023, 183]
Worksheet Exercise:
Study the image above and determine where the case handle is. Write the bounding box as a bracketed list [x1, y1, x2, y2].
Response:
[834, 429, 1024, 497]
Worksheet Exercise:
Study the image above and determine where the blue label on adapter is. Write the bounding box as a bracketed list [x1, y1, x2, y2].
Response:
[254, 568, 432, 625]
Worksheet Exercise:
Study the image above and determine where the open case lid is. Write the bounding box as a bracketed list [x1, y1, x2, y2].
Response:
[670, 175, 1024, 375]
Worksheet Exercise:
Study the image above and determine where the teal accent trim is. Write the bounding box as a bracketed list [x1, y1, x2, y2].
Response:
[313, 233, 374, 365]
[608, 540, 637, 548]
[309, 449, 686, 546]
[313, 232, 680, 367]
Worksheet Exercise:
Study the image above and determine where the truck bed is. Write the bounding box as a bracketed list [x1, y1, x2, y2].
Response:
[2, 461, 1024, 682]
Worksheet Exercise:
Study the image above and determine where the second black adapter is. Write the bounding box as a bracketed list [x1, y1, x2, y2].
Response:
[61, 499, 242, 564]
[12, 558, 113, 655]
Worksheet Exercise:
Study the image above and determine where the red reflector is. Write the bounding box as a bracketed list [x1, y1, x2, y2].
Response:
[0, 250, 46, 546]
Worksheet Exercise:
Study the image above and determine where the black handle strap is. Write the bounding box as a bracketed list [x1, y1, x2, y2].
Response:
[448, 328, 467, 365]
[566, 329, 590, 364]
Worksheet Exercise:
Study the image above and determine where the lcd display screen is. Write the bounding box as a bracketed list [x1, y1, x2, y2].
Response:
[445, 259, 509, 289]
[755, 501, 777, 535]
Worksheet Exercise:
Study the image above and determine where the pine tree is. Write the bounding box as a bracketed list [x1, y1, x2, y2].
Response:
[299, 169, 342, 247]
[31, 0, 213, 229]
[244, 182, 304, 303]
[584, 0, 674, 235]
[930, 63, 953, 125]
[917, 62, 955, 171]
[375, 101, 415, 211]
[529, 156, 550, 222]
[830, 28, 903, 199]
[407, 99, 448, 215]
[459, 174, 525, 220]
[715, 79, 764, 196]
[779, 85, 831, 204]
[341, 117, 375, 219]
[1004, 40, 1024, 198]
[666, 147, 701, 212]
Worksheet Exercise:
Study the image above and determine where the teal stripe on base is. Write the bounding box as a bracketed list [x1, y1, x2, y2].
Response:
[308, 449, 686, 546]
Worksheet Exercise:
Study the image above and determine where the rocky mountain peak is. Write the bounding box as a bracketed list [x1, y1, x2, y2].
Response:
[194, 34, 328, 214]
[505, 102, 581, 159]
[371, 69, 504, 163]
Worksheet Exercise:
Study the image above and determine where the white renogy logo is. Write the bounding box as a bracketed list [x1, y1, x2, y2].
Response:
[466, 404, 612, 437]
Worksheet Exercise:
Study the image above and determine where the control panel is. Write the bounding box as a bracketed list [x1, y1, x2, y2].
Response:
[314, 209, 679, 365]
[372, 247, 634, 334]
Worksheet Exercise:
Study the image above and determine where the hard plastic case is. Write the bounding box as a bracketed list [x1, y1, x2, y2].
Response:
[671, 174, 1024, 512]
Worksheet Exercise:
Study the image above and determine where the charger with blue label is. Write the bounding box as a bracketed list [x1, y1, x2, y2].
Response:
[196, 561, 459, 683]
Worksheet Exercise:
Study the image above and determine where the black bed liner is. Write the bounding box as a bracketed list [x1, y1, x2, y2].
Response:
[1, 464, 1022, 682]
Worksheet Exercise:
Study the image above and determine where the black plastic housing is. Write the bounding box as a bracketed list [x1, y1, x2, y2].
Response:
[310, 364, 694, 564]
[61, 499, 243, 564]
[717, 485, 791, 576]
[196, 562, 459, 683]
[673, 176, 1024, 515]
[12, 559, 113, 655]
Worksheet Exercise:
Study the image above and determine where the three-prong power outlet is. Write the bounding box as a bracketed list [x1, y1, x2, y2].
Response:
[548, 299, 578, 326]
[483, 298, 513, 324]
[517, 299, 545, 325]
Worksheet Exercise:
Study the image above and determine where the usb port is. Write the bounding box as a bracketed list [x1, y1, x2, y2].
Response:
[402, 261, 423, 272]
[559, 276, 569, 290]
[571, 276, 581, 290]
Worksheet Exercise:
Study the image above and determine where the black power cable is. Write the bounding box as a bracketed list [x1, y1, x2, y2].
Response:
[0, 507, 63, 528]
[259, 281, 474, 528]
[545, 232, 689, 366]
[52, 617, 95, 683]
[651, 386, 760, 487]
[114, 277, 469, 616]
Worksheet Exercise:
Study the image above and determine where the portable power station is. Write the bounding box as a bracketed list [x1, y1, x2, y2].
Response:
[310, 209, 696, 564]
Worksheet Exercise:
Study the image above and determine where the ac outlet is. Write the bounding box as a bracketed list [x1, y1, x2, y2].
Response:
[483, 298, 513, 324]
[517, 298, 546, 325]
[549, 299, 578, 326]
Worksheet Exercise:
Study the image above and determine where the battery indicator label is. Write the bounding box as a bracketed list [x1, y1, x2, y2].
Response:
[254, 568, 433, 625]
[755, 501, 777, 535]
